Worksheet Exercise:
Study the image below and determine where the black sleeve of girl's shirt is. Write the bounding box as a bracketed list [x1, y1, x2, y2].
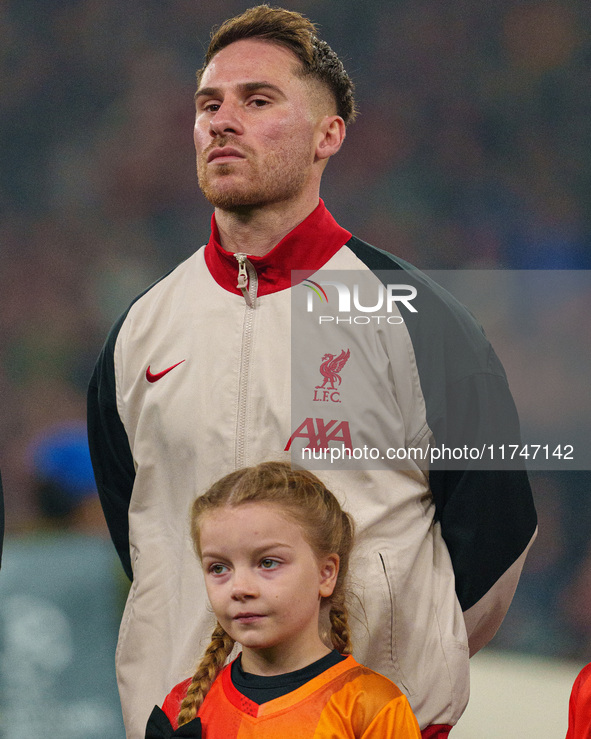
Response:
[145, 706, 202, 738]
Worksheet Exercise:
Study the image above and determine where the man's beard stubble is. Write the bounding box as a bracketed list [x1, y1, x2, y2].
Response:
[197, 137, 309, 211]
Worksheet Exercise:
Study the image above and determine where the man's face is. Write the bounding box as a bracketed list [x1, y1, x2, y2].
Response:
[194, 39, 326, 210]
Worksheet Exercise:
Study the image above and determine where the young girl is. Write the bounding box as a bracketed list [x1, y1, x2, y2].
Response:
[145, 462, 421, 738]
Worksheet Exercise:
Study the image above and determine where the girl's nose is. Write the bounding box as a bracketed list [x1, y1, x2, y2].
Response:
[230, 568, 258, 600]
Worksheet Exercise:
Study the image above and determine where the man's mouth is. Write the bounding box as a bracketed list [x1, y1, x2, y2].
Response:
[207, 147, 245, 163]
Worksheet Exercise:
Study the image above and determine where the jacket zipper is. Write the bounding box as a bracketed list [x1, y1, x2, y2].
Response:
[234, 253, 258, 467]
[235, 253, 258, 308]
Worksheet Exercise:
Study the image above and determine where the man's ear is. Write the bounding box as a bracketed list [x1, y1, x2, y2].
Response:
[319, 553, 340, 598]
[315, 116, 346, 162]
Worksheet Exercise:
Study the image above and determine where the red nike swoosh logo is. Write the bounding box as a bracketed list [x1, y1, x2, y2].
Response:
[146, 360, 186, 383]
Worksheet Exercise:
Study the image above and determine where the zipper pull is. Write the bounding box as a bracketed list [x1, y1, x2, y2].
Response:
[234, 253, 255, 308]
[235, 253, 249, 291]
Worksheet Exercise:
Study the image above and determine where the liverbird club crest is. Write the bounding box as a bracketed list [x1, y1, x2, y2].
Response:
[313, 349, 350, 403]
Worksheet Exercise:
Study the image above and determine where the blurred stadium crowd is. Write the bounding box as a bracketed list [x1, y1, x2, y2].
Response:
[1, 0, 590, 661]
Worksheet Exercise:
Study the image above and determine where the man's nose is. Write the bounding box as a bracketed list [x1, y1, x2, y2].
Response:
[209, 99, 244, 138]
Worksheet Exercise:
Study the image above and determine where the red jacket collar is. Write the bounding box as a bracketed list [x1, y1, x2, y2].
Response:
[204, 200, 351, 296]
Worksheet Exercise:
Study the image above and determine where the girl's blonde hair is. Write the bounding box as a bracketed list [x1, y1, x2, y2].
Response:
[177, 461, 354, 727]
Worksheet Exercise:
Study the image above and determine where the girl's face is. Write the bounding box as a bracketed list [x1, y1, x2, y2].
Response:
[199, 502, 339, 675]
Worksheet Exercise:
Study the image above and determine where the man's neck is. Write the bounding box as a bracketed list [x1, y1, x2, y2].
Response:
[214, 196, 321, 257]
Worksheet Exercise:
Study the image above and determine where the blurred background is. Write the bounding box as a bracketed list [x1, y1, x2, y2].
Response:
[0, 0, 590, 736]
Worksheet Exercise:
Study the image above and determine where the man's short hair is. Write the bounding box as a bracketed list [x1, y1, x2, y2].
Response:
[197, 4, 357, 125]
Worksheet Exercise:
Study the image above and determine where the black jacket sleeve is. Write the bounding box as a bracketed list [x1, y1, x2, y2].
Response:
[345, 236, 537, 623]
[87, 315, 136, 580]
[428, 366, 537, 610]
[405, 281, 538, 614]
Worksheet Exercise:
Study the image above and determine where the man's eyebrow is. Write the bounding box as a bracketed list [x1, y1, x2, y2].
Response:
[194, 81, 285, 101]
[194, 86, 215, 101]
[240, 82, 285, 96]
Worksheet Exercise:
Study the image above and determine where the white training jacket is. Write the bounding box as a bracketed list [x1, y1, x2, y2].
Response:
[88, 200, 537, 738]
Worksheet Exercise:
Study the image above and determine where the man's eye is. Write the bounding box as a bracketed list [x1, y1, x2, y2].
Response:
[250, 98, 270, 107]
[202, 102, 220, 113]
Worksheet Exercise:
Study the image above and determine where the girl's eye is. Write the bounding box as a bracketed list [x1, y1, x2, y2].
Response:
[210, 563, 228, 575]
[260, 558, 279, 570]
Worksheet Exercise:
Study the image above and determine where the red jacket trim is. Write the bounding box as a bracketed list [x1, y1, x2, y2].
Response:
[203, 199, 352, 297]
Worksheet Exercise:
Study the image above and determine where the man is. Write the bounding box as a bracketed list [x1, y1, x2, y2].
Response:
[88, 6, 537, 738]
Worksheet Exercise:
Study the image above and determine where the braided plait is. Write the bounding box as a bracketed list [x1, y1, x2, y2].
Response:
[177, 623, 235, 727]
[328, 584, 353, 655]
[326, 507, 354, 655]
[329, 604, 352, 655]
